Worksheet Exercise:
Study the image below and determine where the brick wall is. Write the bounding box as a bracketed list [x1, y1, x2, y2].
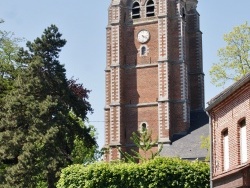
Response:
[208, 80, 250, 187]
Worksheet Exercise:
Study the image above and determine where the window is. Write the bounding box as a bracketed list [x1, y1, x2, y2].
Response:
[146, 0, 155, 17]
[132, 2, 140, 19]
[141, 123, 147, 132]
[223, 130, 229, 171]
[141, 46, 147, 56]
[124, 13, 126, 23]
[181, 7, 186, 19]
[240, 119, 247, 163]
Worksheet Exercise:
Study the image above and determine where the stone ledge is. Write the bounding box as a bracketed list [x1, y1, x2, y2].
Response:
[125, 102, 158, 108]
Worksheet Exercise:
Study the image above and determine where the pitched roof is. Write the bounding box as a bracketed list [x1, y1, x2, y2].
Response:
[206, 73, 250, 111]
[160, 111, 209, 159]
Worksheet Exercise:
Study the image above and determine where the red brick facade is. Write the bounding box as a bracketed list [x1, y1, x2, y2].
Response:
[104, 0, 204, 161]
[207, 74, 250, 188]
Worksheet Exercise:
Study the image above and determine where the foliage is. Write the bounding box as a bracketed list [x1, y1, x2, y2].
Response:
[57, 157, 210, 188]
[210, 22, 250, 87]
[200, 135, 210, 162]
[118, 130, 162, 163]
[70, 111, 103, 165]
[0, 25, 95, 188]
[0, 27, 24, 101]
[0, 161, 7, 183]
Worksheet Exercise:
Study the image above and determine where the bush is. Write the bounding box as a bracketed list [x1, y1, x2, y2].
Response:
[57, 157, 209, 188]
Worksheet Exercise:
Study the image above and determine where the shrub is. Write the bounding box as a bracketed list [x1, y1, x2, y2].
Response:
[57, 157, 209, 188]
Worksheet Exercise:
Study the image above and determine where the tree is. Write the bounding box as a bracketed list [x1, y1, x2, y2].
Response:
[200, 135, 210, 162]
[209, 22, 250, 87]
[0, 24, 27, 185]
[69, 111, 103, 165]
[0, 25, 95, 188]
[0, 26, 24, 101]
[118, 130, 163, 163]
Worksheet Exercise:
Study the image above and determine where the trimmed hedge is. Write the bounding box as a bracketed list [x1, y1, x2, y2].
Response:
[57, 157, 209, 188]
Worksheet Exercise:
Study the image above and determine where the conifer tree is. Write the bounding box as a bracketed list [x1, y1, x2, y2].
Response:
[0, 25, 95, 188]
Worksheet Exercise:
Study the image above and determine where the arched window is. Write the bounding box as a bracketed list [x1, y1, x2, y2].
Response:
[239, 119, 247, 163]
[132, 2, 140, 19]
[146, 0, 155, 17]
[222, 129, 229, 171]
[141, 46, 147, 56]
[141, 123, 147, 132]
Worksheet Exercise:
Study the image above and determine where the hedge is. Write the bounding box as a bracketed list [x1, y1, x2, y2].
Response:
[57, 157, 209, 188]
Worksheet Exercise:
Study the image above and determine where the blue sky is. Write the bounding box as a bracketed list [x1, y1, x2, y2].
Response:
[1, 0, 249, 148]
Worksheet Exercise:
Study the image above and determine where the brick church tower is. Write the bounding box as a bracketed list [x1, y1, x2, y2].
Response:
[104, 0, 205, 161]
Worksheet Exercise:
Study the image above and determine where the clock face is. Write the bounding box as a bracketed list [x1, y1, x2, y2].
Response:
[137, 30, 150, 43]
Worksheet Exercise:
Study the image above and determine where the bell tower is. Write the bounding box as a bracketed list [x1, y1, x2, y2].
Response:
[104, 0, 204, 161]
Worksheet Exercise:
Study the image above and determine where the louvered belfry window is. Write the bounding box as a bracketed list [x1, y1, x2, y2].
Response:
[132, 2, 140, 19]
[146, 0, 155, 17]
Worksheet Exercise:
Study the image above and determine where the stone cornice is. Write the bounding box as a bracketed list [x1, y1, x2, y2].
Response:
[127, 19, 158, 27]
[125, 102, 158, 108]
[206, 73, 250, 111]
[123, 63, 158, 70]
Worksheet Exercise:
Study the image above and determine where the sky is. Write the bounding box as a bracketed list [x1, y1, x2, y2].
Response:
[0, 0, 249, 148]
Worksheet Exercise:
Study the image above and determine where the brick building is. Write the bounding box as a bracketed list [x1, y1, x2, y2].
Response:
[207, 74, 250, 188]
[104, 0, 208, 161]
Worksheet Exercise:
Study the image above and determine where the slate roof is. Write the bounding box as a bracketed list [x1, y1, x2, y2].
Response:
[161, 74, 250, 159]
[160, 110, 209, 160]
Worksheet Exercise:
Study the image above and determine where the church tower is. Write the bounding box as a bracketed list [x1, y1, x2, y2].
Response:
[104, 0, 204, 161]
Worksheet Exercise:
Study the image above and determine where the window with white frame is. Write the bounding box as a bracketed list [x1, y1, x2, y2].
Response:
[240, 119, 247, 163]
[223, 130, 229, 171]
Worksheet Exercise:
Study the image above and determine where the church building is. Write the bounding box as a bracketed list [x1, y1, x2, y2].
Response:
[104, 0, 208, 161]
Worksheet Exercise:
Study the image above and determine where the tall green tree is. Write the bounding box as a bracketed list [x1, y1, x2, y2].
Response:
[210, 22, 250, 87]
[0, 26, 24, 100]
[0, 20, 23, 185]
[0, 25, 95, 188]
